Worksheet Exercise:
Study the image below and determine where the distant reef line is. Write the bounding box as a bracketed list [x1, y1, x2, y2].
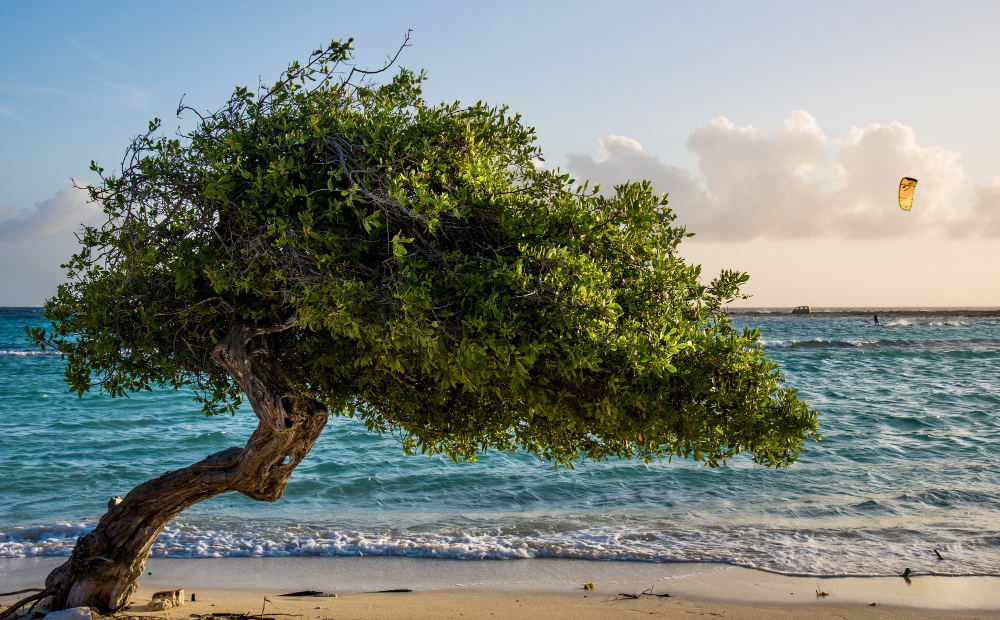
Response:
[726, 307, 1000, 316]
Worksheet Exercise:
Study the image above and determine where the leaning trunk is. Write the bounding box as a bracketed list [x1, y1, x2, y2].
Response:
[9, 323, 327, 616]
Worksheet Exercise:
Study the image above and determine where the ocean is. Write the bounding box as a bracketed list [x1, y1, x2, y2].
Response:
[2, 307, 998, 577]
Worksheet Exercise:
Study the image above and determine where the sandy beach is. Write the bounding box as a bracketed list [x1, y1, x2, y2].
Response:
[4, 557, 999, 620]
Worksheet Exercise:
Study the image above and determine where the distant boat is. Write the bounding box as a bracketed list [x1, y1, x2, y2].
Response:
[792, 306, 811, 314]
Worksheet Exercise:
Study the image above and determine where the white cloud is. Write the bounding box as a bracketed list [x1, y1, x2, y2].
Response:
[0, 187, 106, 305]
[0, 187, 103, 241]
[566, 112, 1000, 240]
[0, 104, 18, 118]
[963, 179, 1000, 238]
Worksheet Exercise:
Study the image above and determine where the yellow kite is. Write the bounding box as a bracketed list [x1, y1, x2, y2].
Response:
[899, 177, 918, 211]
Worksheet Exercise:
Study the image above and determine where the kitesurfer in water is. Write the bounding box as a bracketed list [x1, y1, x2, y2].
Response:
[874, 312, 880, 325]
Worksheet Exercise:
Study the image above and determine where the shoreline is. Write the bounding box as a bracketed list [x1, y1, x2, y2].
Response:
[3, 557, 999, 619]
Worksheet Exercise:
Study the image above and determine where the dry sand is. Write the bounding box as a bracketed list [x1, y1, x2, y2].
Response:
[3, 557, 999, 620]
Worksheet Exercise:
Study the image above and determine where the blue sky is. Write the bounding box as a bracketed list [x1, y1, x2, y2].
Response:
[2, 1, 999, 306]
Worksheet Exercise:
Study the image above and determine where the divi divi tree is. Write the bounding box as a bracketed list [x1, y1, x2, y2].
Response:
[11, 37, 817, 616]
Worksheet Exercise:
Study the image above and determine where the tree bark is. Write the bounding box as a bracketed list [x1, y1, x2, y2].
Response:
[3, 323, 327, 617]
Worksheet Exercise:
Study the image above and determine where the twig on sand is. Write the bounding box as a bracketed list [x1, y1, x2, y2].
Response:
[0, 590, 43, 598]
[617, 587, 671, 599]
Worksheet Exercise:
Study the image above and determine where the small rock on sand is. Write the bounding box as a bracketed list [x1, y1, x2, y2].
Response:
[148, 589, 184, 611]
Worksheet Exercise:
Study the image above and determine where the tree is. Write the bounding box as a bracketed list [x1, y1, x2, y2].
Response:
[8, 36, 818, 617]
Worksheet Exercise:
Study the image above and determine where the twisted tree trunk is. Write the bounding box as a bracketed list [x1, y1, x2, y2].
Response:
[2, 323, 327, 617]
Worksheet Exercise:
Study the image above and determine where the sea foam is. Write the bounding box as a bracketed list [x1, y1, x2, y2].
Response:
[3, 520, 999, 578]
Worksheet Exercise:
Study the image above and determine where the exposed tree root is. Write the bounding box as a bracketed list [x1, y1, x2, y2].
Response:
[0, 591, 42, 599]
[0, 588, 54, 620]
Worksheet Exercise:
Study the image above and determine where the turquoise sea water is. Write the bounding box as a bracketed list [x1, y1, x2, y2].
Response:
[2, 307, 999, 577]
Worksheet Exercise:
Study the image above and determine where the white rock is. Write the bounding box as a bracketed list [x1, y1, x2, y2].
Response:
[32, 596, 54, 615]
[150, 589, 183, 605]
[43, 607, 93, 620]
[148, 589, 184, 611]
[146, 600, 173, 611]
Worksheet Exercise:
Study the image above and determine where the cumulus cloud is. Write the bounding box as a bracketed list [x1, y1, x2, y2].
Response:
[964, 180, 1000, 238]
[566, 112, 999, 240]
[0, 186, 103, 241]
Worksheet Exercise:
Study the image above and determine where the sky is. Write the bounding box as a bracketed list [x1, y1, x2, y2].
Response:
[1, 1, 999, 307]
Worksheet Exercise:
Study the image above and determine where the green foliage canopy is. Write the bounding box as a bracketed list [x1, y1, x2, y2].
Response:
[32, 39, 819, 467]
